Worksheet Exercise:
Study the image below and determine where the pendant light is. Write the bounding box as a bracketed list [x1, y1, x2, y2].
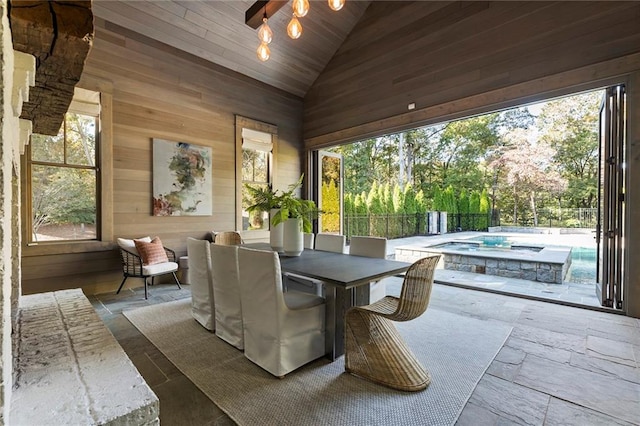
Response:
[287, 15, 303, 39]
[257, 42, 270, 62]
[256, 9, 272, 62]
[257, 13, 273, 44]
[328, 0, 345, 11]
[292, 0, 309, 17]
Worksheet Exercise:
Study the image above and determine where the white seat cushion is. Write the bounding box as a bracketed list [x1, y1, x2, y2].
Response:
[142, 261, 178, 276]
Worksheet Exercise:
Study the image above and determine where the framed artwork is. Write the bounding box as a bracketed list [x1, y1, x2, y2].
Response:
[152, 138, 212, 216]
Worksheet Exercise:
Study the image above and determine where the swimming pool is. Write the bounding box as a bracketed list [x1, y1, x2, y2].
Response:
[469, 235, 597, 284]
[566, 247, 597, 283]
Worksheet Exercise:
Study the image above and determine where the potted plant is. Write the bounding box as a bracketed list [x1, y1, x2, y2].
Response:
[244, 182, 284, 251]
[245, 174, 319, 255]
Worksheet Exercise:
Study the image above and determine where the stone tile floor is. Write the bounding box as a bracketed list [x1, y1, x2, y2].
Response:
[91, 277, 640, 426]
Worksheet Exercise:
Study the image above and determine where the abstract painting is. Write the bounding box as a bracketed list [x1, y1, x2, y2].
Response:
[152, 139, 212, 216]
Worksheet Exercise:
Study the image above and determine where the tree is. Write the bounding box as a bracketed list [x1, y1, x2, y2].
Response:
[490, 130, 567, 226]
[321, 179, 340, 233]
[538, 91, 601, 208]
[30, 112, 97, 240]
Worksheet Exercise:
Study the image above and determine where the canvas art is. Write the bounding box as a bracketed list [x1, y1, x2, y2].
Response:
[153, 139, 212, 216]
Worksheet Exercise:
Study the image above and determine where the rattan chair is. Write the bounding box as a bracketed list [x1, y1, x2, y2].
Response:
[213, 231, 243, 245]
[345, 254, 440, 392]
[116, 237, 181, 300]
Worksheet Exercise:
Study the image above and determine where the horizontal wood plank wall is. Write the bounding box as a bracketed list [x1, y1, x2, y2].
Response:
[22, 18, 303, 295]
[304, 1, 640, 146]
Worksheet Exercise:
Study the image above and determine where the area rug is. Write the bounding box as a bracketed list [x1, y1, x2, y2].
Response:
[124, 298, 512, 426]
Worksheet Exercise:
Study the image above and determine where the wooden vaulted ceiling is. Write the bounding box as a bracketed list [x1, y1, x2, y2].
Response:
[91, 0, 371, 97]
[10, 1, 369, 135]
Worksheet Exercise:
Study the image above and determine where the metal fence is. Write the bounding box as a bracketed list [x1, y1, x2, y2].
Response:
[343, 212, 491, 240]
[343, 208, 596, 240]
[501, 208, 597, 229]
[343, 214, 425, 241]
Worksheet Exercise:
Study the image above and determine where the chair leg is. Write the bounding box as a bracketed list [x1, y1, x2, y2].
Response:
[116, 276, 128, 294]
[172, 272, 182, 289]
[144, 278, 149, 300]
[345, 308, 430, 392]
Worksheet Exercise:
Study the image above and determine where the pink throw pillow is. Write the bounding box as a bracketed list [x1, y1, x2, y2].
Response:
[134, 237, 169, 265]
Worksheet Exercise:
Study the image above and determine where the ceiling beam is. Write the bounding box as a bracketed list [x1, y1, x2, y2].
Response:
[245, 0, 289, 29]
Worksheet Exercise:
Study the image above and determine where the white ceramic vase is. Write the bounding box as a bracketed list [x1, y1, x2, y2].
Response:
[283, 217, 303, 256]
[270, 208, 284, 252]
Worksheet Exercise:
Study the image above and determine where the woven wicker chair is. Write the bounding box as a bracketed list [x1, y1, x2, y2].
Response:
[345, 254, 440, 392]
[213, 231, 243, 245]
[116, 238, 181, 300]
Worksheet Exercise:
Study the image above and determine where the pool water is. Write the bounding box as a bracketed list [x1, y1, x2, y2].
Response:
[468, 235, 512, 248]
[433, 242, 541, 253]
[566, 247, 597, 284]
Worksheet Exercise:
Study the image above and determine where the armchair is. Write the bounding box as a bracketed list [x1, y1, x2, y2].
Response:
[116, 237, 181, 299]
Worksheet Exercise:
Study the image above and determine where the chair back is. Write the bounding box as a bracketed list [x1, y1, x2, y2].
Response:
[349, 236, 386, 259]
[315, 233, 345, 253]
[187, 237, 215, 331]
[238, 247, 284, 328]
[210, 243, 243, 349]
[303, 233, 315, 250]
[394, 255, 440, 321]
[238, 247, 326, 377]
[214, 231, 243, 246]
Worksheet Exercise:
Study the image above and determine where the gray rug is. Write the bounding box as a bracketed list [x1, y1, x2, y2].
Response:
[124, 298, 512, 426]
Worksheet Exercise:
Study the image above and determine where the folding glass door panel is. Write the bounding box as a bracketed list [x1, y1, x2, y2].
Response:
[597, 85, 626, 309]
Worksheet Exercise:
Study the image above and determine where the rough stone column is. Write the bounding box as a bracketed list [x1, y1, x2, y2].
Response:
[0, 1, 34, 421]
[0, 1, 13, 420]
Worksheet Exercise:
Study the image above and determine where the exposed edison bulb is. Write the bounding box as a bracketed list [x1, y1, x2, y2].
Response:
[257, 42, 270, 62]
[328, 0, 345, 11]
[292, 0, 309, 17]
[287, 15, 303, 39]
[257, 17, 273, 44]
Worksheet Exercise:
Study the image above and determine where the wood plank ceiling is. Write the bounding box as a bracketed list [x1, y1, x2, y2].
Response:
[92, 0, 371, 97]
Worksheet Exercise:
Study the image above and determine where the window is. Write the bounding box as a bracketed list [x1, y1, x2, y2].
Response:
[27, 88, 100, 243]
[241, 128, 273, 231]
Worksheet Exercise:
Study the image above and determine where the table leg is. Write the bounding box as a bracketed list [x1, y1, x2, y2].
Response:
[353, 282, 371, 306]
[324, 284, 336, 360]
[325, 284, 358, 361]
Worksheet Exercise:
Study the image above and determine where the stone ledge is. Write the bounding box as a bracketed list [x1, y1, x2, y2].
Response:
[10, 289, 158, 425]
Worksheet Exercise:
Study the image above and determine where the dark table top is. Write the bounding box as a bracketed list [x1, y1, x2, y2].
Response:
[244, 243, 410, 289]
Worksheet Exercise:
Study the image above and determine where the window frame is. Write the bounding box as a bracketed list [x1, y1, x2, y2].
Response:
[22, 87, 113, 255]
[235, 115, 278, 239]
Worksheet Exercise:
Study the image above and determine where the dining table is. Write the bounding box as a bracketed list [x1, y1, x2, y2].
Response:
[245, 243, 411, 360]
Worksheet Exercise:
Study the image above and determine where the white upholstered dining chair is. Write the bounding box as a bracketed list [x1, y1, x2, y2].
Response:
[210, 243, 243, 350]
[315, 233, 346, 253]
[349, 236, 388, 303]
[237, 247, 326, 377]
[187, 237, 215, 331]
